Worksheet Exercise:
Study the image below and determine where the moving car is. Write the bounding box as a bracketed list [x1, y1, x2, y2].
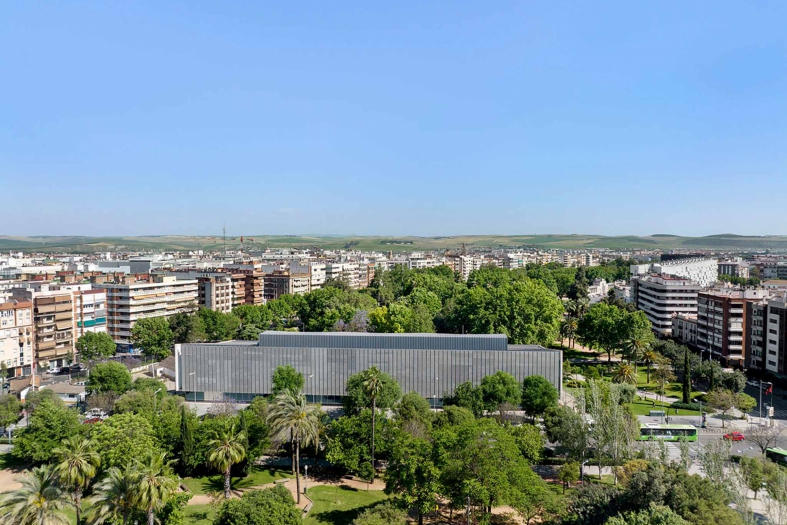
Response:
[723, 431, 745, 441]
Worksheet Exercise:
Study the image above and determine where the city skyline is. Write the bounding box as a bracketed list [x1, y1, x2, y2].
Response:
[3, 2, 786, 236]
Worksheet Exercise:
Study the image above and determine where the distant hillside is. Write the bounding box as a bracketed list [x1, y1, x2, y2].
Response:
[1, 234, 786, 253]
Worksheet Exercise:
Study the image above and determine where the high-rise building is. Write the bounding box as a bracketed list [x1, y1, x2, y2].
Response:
[747, 294, 787, 374]
[263, 271, 311, 301]
[631, 258, 718, 287]
[74, 289, 108, 338]
[11, 288, 75, 370]
[99, 275, 198, 352]
[197, 274, 233, 313]
[631, 274, 701, 337]
[0, 299, 33, 376]
[696, 288, 769, 365]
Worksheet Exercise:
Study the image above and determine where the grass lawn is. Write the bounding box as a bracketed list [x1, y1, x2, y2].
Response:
[626, 365, 704, 400]
[627, 399, 701, 417]
[185, 504, 215, 525]
[551, 344, 603, 361]
[304, 485, 389, 525]
[182, 467, 293, 495]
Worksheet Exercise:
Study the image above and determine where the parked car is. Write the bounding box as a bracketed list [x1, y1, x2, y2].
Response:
[724, 432, 745, 442]
[747, 379, 761, 387]
[48, 367, 60, 375]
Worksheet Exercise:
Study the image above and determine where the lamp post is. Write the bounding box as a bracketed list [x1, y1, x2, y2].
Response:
[581, 460, 588, 484]
[154, 387, 162, 413]
[304, 465, 308, 494]
[188, 372, 195, 403]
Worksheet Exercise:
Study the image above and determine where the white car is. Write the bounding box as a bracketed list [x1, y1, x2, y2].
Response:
[48, 367, 61, 375]
[747, 379, 760, 387]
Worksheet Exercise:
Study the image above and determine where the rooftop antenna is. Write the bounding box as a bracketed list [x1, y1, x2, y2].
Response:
[223, 222, 226, 255]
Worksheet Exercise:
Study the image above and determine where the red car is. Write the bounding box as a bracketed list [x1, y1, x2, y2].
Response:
[724, 432, 745, 441]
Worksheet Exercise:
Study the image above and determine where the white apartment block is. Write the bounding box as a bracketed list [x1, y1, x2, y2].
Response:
[631, 274, 701, 337]
[672, 313, 698, 346]
[632, 258, 718, 288]
[74, 289, 108, 337]
[325, 262, 361, 289]
[199, 274, 233, 313]
[0, 299, 33, 376]
[100, 276, 198, 351]
[587, 279, 610, 304]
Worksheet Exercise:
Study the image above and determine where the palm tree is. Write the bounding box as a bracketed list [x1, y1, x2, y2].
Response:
[208, 421, 247, 499]
[612, 362, 638, 385]
[0, 465, 70, 525]
[267, 390, 322, 504]
[623, 337, 648, 364]
[362, 366, 385, 478]
[642, 349, 659, 384]
[134, 452, 178, 525]
[86, 467, 138, 525]
[52, 437, 100, 525]
[561, 318, 578, 349]
[565, 300, 580, 319]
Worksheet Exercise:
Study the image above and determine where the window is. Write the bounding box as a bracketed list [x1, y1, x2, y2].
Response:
[771, 329, 778, 335]
[771, 318, 779, 324]
[770, 361, 777, 366]
[770, 340, 778, 346]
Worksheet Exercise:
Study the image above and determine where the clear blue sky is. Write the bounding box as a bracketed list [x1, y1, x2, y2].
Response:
[2, 2, 785, 237]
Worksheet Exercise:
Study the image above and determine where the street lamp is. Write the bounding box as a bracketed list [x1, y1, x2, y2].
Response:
[188, 372, 195, 403]
[153, 387, 162, 412]
[581, 460, 589, 484]
[304, 465, 308, 494]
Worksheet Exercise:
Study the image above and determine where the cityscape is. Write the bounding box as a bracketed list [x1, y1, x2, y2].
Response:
[2, 2, 787, 525]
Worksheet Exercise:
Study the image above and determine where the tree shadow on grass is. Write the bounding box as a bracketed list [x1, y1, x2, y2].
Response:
[0, 453, 28, 472]
[309, 486, 385, 525]
[194, 468, 289, 494]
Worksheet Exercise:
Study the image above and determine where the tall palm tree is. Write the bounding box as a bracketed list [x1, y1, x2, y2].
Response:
[362, 366, 385, 478]
[642, 349, 659, 384]
[208, 421, 247, 499]
[0, 465, 70, 525]
[565, 300, 580, 319]
[86, 467, 139, 525]
[612, 362, 638, 385]
[561, 318, 578, 349]
[267, 390, 322, 504]
[52, 437, 100, 525]
[623, 337, 648, 364]
[134, 452, 178, 525]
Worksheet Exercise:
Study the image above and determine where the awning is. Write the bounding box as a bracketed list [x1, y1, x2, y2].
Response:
[36, 304, 57, 313]
[55, 321, 72, 330]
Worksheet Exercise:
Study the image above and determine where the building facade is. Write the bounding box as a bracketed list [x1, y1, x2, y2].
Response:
[263, 271, 311, 301]
[11, 289, 75, 370]
[100, 275, 198, 352]
[175, 331, 562, 404]
[748, 295, 787, 375]
[74, 289, 108, 338]
[631, 274, 701, 337]
[696, 289, 769, 365]
[672, 313, 698, 347]
[197, 274, 234, 313]
[0, 300, 33, 376]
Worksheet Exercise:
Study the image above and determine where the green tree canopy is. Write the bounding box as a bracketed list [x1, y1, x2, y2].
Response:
[0, 394, 22, 429]
[12, 398, 81, 464]
[87, 361, 132, 395]
[521, 375, 559, 419]
[443, 381, 484, 418]
[213, 485, 301, 525]
[271, 365, 305, 395]
[88, 412, 159, 470]
[479, 371, 521, 411]
[343, 368, 401, 414]
[131, 317, 175, 360]
[75, 332, 117, 361]
[197, 308, 240, 342]
[168, 311, 206, 344]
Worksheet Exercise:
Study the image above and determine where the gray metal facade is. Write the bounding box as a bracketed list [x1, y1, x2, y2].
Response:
[176, 331, 562, 404]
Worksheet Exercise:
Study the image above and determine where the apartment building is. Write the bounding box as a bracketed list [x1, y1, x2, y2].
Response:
[325, 263, 361, 289]
[263, 271, 311, 301]
[11, 288, 75, 370]
[718, 258, 750, 279]
[696, 288, 769, 365]
[748, 295, 787, 374]
[631, 258, 718, 288]
[631, 274, 701, 337]
[100, 275, 198, 352]
[74, 289, 107, 338]
[0, 300, 33, 377]
[672, 313, 698, 346]
[198, 274, 233, 313]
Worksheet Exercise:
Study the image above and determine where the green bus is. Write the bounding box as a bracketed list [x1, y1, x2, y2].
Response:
[766, 448, 787, 466]
[638, 423, 698, 442]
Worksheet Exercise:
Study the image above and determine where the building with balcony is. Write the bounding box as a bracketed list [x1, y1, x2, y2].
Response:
[631, 274, 701, 337]
[631, 258, 718, 288]
[696, 288, 769, 365]
[99, 275, 198, 352]
[747, 294, 787, 375]
[672, 313, 698, 347]
[11, 289, 75, 370]
[263, 271, 311, 301]
[197, 274, 233, 313]
[74, 289, 107, 338]
[0, 299, 33, 377]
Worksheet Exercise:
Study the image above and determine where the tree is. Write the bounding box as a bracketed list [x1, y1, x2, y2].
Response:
[558, 461, 580, 493]
[606, 504, 689, 525]
[197, 308, 240, 342]
[135, 451, 178, 525]
[384, 434, 440, 525]
[86, 467, 139, 525]
[343, 368, 401, 414]
[721, 370, 747, 394]
[705, 389, 737, 428]
[682, 347, 691, 404]
[543, 405, 588, 460]
[576, 302, 626, 363]
[432, 405, 475, 428]
[520, 375, 558, 420]
[267, 390, 322, 504]
[52, 437, 100, 525]
[0, 394, 22, 429]
[508, 424, 545, 463]
[443, 381, 484, 417]
[622, 336, 649, 363]
[652, 358, 675, 406]
[747, 425, 783, 455]
[180, 405, 196, 474]
[131, 317, 175, 360]
[89, 413, 159, 470]
[13, 398, 81, 464]
[613, 362, 638, 385]
[326, 410, 396, 474]
[561, 317, 579, 349]
[736, 392, 756, 415]
[208, 421, 247, 499]
[213, 485, 301, 525]
[738, 457, 766, 499]
[479, 371, 521, 412]
[567, 266, 589, 301]
[168, 312, 206, 344]
[75, 332, 116, 361]
[243, 397, 271, 463]
[0, 465, 71, 525]
[514, 481, 564, 525]
[271, 365, 304, 395]
[87, 361, 132, 395]
[395, 391, 432, 434]
[362, 366, 386, 477]
[642, 348, 659, 384]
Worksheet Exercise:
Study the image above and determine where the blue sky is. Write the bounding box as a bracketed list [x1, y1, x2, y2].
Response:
[2, 2, 785, 237]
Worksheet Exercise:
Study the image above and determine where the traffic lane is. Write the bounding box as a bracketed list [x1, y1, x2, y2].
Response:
[744, 384, 787, 421]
